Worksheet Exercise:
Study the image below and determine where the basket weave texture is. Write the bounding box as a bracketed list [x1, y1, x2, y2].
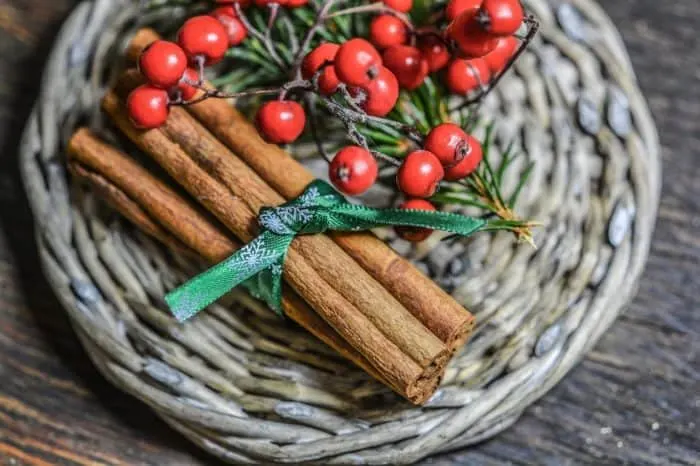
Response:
[19, 0, 660, 463]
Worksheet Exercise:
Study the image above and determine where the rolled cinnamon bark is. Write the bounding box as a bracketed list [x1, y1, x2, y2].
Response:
[100, 93, 447, 402]
[68, 128, 233, 261]
[109, 79, 447, 370]
[68, 161, 195, 259]
[126, 29, 474, 350]
[67, 128, 411, 397]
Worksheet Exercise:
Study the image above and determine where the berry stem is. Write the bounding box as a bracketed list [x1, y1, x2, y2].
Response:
[292, 0, 342, 76]
[371, 150, 402, 167]
[266, 3, 281, 47]
[451, 15, 540, 112]
[171, 85, 287, 106]
[327, 2, 411, 25]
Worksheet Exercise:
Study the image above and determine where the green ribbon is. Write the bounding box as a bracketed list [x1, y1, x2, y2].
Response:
[166, 180, 486, 322]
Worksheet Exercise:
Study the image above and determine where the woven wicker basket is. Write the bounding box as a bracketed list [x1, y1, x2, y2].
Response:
[19, 0, 660, 463]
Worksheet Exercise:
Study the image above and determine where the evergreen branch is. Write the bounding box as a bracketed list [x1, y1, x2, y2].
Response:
[495, 140, 516, 186]
[508, 161, 534, 209]
[431, 192, 492, 211]
[431, 125, 536, 243]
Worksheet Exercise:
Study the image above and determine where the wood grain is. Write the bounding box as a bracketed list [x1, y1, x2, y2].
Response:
[0, 0, 698, 464]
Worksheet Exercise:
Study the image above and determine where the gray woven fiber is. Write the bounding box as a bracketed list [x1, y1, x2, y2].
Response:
[18, 0, 660, 464]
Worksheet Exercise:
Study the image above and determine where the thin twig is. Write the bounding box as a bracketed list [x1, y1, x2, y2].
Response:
[266, 3, 280, 46]
[174, 79, 312, 106]
[371, 150, 402, 167]
[305, 95, 332, 163]
[234, 2, 286, 69]
[323, 94, 424, 145]
[171, 87, 281, 106]
[278, 79, 314, 100]
[327, 2, 411, 25]
[451, 16, 540, 112]
[292, 0, 342, 77]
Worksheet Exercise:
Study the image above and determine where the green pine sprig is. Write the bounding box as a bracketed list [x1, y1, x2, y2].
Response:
[432, 124, 537, 244]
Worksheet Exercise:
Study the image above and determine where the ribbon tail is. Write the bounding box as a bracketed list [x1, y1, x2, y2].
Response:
[166, 233, 285, 322]
[327, 204, 489, 237]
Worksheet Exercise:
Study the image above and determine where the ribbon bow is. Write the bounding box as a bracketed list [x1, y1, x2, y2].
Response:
[166, 180, 486, 322]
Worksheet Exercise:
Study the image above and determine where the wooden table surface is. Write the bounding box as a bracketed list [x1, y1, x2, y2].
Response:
[0, 1, 698, 465]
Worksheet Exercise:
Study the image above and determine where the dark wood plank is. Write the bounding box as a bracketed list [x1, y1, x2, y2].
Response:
[0, 1, 698, 465]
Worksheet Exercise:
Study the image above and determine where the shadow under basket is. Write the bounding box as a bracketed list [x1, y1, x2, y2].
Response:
[19, 0, 661, 463]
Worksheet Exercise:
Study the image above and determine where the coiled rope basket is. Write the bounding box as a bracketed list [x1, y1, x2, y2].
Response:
[19, 0, 660, 463]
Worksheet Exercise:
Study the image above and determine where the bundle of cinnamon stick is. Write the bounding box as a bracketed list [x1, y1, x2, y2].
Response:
[66, 29, 475, 404]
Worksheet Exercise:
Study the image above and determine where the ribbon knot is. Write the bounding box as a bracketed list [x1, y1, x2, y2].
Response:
[166, 180, 487, 322]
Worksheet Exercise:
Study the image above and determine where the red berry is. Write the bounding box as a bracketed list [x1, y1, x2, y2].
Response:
[383, 0, 412, 13]
[329, 146, 378, 196]
[302, 43, 340, 79]
[286, 0, 309, 6]
[256, 100, 306, 144]
[483, 36, 518, 72]
[369, 14, 409, 50]
[318, 66, 341, 95]
[478, 0, 524, 36]
[127, 85, 170, 129]
[397, 150, 444, 198]
[176, 68, 201, 100]
[213, 12, 248, 46]
[302, 44, 341, 95]
[446, 58, 490, 94]
[424, 123, 470, 166]
[417, 33, 451, 72]
[335, 39, 383, 86]
[447, 10, 499, 58]
[445, 0, 482, 21]
[395, 199, 436, 242]
[138, 40, 187, 89]
[177, 16, 229, 65]
[357, 66, 399, 117]
[443, 134, 483, 180]
[382, 45, 429, 90]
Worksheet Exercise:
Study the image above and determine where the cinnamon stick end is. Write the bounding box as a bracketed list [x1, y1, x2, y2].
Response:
[126, 28, 160, 63]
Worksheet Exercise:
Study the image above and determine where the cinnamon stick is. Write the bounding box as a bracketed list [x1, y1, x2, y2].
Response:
[125, 76, 445, 367]
[67, 128, 233, 262]
[126, 29, 475, 350]
[107, 80, 447, 369]
[101, 92, 446, 402]
[68, 161, 194, 259]
[67, 128, 405, 395]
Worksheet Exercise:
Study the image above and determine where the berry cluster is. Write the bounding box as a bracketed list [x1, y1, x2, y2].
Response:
[327, 122, 483, 241]
[366, 0, 523, 96]
[128, 3, 255, 128]
[132, 0, 537, 243]
[444, 0, 522, 94]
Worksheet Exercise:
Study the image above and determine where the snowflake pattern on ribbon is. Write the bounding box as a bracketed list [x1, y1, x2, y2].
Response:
[298, 185, 321, 205]
[233, 235, 279, 273]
